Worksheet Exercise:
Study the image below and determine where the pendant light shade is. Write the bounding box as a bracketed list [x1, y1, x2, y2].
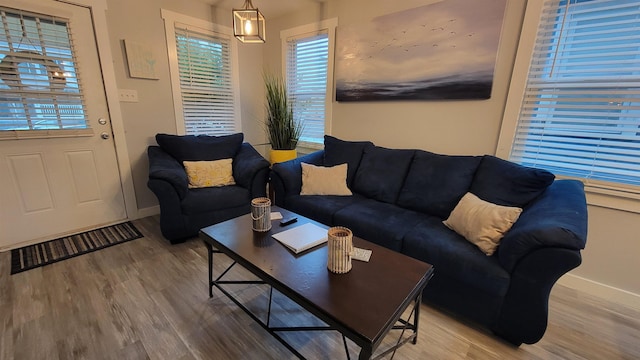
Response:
[233, 0, 265, 43]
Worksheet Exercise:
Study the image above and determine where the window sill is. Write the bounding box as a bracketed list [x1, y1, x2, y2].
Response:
[585, 185, 640, 214]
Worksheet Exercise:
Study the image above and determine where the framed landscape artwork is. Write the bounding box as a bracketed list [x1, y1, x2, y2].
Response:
[335, 0, 508, 101]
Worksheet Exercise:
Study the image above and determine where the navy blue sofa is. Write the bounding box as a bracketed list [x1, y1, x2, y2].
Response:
[271, 136, 588, 345]
[148, 133, 270, 243]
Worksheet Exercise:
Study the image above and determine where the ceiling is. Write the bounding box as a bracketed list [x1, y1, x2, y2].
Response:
[199, 0, 324, 18]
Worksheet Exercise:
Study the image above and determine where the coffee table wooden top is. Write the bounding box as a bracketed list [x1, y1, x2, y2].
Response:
[199, 207, 433, 348]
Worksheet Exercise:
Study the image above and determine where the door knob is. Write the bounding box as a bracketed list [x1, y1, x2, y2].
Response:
[98, 118, 107, 125]
[101, 132, 110, 139]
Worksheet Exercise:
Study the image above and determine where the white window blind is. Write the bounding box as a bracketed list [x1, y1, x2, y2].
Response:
[0, 8, 87, 133]
[175, 25, 236, 135]
[286, 32, 329, 145]
[510, 0, 640, 188]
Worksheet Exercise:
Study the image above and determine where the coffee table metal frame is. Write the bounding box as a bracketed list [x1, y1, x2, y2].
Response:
[201, 212, 433, 359]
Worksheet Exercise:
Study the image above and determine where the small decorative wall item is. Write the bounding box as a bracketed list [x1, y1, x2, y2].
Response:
[327, 226, 353, 274]
[251, 197, 272, 232]
[124, 40, 159, 79]
[335, 0, 507, 101]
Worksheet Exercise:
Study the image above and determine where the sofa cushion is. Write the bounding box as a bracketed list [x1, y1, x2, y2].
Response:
[470, 155, 555, 207]
[181, 185, 249, 215]
[300, 163, 352, 196]
[333, 200, 425, 252]
[323, 135, 374, 187]
[402, 217, 511, 297]
[284, 194, 369, 226]
[352, 146, 415, 204]
[156, 133, 244, 163]
[397, 151, 481, 218]
[443, 192, 522, 256]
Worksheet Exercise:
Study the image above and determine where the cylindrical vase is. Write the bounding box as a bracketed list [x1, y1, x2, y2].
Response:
[327, 226, 353, 274]
[251, 197, 272, 232]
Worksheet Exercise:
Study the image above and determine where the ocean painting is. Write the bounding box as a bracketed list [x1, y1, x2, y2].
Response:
[335, 0, 507, 101]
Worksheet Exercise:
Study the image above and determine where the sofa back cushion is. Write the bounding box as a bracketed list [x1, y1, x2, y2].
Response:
[323, 135, 374, 187]
[352, 146, 415, 203]
[397, 151, 482, 218]
[156, 133, 244, 163]
[470, 155, 555, 207]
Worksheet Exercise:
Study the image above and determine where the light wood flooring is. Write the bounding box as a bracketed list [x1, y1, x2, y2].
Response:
[1, 215, 639, 359]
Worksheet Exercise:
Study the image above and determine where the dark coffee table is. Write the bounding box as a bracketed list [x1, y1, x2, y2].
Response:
[199, 207, 434, 359]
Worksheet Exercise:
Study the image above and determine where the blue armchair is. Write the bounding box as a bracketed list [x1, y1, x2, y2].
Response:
[147, 133, 270, 243]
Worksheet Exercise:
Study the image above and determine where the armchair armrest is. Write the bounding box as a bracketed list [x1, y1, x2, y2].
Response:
[148, 146, 188, 199]
[233, 143, 270, 197]
[271, 150, 324, 206]
[498, 180, 588, 272]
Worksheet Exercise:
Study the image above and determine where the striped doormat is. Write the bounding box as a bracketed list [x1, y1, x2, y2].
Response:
[10, 221, 143, 274]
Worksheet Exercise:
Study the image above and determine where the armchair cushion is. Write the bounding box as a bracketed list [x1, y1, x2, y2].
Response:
[155, 133, 243, 163]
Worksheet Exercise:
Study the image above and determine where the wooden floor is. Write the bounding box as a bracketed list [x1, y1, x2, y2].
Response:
[1, 215, 639, 360]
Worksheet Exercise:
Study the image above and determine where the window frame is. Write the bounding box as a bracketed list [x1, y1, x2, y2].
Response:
[0, 7, 93, 139]
[161, 9, 241, 136]
[280, 18, 338, 150]
[497, 0, 640, 213]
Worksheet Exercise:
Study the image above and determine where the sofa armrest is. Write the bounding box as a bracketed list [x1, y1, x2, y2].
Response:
[148, 146, 188, 199]
[271, 150, 324, 206]
[498, 180, 588, 272]
[233, 143, 270, 197]
[492, 247, 582, 345]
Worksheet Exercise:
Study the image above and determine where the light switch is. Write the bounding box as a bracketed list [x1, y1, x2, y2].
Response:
[118, 89, 139, 102]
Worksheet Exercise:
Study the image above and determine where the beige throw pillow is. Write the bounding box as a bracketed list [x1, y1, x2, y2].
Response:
[301, 163, 352, 196]
[183, 159, 235, 188]
[443, 192, 522, 256]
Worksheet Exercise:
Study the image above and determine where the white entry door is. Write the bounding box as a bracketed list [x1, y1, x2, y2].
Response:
[0, 0, 127, 250]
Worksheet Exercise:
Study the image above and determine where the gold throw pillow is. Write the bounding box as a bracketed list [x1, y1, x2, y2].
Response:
[183, 159, 235, 188]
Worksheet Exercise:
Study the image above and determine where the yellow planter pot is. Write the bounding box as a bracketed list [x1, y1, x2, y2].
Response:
[270, 149, 297, 164]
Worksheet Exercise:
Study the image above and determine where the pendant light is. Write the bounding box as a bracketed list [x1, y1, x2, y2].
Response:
[232, 0, 265, 43]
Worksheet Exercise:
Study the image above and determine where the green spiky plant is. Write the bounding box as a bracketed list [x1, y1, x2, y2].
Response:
[264, 73, 303, 150]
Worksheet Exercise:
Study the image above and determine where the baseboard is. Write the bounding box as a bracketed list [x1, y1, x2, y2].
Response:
[136, 205, 160, 219]
[558, 273, 640, 311]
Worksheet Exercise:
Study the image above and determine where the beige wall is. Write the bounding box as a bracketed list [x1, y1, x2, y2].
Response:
[263, 0, 640, 302]
[105, 0, 265, 210]
[101, 0, 639, 302]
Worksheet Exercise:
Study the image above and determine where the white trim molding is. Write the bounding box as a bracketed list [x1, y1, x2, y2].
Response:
[558, 273, 640, 312]
[55, 0, 138, 220]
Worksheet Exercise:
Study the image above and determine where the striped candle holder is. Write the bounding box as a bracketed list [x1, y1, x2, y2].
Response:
[251, 197, 272, 232]
[327, 226, 353, 274]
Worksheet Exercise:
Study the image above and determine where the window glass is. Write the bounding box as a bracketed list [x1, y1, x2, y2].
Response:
[0, 9, 86, 131]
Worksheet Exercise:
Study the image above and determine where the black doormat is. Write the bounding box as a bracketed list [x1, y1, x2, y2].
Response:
[10, 221, 143, 274]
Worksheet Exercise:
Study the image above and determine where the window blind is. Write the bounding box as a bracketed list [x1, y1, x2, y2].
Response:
[286, 32, 329, 144]
[0, 9, 87, 133]
[175, 25, 236, 136]
[510, 0, 640, 188]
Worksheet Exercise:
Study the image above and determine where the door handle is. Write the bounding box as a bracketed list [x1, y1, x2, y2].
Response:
[101, 132, 110, 140]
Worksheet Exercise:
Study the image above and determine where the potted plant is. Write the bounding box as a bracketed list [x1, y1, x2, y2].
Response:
[264, 72, 303, 164]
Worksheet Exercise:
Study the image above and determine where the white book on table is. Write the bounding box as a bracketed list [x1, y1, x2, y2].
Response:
[272, 223, 328, 254]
